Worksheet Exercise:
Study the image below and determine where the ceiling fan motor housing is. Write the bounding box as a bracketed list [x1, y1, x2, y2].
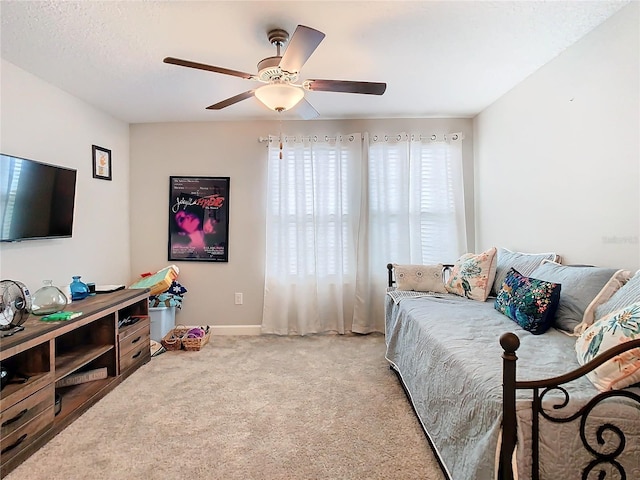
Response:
[257, 56, 298, 83]
[267, 28, 289, 47]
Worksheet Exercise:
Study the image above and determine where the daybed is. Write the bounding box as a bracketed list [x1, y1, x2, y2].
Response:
[384, 248, 640, 480]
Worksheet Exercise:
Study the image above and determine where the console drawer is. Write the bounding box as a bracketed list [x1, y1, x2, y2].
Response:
[0, 372, 53, 413]
[0, 407, 54, 463]
[119, 315, 150, 343]
[119, 322, 150, 357]
[119, 341, 150, 373]
[1, 384, 54, 438]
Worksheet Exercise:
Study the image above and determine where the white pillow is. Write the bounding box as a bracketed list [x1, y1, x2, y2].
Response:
[575, 302, 640, 392]
[393, 264, 447, 293]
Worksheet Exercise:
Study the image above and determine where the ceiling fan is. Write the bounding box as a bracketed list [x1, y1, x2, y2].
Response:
[164, 25, 387, 119]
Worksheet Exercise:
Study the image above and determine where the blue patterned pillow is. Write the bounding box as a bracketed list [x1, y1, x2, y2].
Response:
[494, 268, 561, 335]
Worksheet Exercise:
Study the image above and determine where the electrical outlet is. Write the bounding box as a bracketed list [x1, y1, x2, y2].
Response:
[234, 292, 243, 305]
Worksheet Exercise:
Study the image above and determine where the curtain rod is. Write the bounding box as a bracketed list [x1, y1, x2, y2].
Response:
[258, 133, 464, 143]
[369, 133, 463, 142]
[258, 135, 346, 143]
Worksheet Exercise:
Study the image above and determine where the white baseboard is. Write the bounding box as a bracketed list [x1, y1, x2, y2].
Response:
[211, 325, 262, 336]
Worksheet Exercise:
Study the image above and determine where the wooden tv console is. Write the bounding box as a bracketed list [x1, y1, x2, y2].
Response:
[0, 288, 150, 477]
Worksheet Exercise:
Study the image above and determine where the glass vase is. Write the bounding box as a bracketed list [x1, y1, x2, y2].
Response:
[70, 276, 90, 301]
[31, 280, 68, 315]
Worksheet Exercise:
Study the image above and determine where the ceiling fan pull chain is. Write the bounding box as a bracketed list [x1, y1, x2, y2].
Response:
[279, 118, 283, 159]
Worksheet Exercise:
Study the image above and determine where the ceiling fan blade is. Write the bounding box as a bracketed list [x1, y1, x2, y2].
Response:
[306, 79, 387, 95]
[206, 90, 256, 110]
[292, 98, 320, 120]
[164, 57, 254, 80]
[279, 25, 325, 73]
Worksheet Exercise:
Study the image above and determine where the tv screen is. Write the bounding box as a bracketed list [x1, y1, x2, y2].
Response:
[0, 153, 77, 242]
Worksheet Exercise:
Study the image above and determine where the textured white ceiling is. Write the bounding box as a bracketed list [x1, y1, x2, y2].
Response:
[0, 0, 631, 123]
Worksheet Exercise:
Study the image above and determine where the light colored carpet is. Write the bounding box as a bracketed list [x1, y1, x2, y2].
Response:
[7, 334, 446, 480]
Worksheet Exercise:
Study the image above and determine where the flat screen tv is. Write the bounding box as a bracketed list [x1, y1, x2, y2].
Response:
[0, 153, 77, 242]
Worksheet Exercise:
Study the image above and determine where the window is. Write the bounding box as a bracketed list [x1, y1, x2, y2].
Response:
[368, 134, 466, 265]
[266, 136, 360, 279]
[262, 132, 466, 334]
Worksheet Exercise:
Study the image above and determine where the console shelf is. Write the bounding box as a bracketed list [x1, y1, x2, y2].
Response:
[54, 378, 112, 425]
[0, 288, 149, 477]
[55, 345, 114, 380]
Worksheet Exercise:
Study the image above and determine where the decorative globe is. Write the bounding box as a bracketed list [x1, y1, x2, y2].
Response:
[31, 280, 68, 315]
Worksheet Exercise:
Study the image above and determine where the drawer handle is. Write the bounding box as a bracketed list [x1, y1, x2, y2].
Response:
[1, 433, 27, 454]
[1, 408, 28, 427]
[131, 336, 142, 344]
[132, 350, 142, 359]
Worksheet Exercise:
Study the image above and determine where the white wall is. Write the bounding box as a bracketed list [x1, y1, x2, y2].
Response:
[474, 2, 640, 271]
[130, 118, 473, 330]
[0, 60, 131, 293]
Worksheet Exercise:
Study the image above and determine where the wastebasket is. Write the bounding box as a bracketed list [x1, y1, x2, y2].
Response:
[149, 306, 176, 342]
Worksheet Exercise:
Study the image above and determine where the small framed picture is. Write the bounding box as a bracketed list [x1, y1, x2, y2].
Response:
[92, 145, 112, 180]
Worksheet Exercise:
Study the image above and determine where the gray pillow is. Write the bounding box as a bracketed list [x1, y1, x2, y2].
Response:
[594, 270, 640, 320]
[491, 248, 558, 296]
[529, 261, 620, 334]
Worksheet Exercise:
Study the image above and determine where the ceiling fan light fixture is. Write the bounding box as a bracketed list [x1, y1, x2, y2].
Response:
[255, 83, 304, 112]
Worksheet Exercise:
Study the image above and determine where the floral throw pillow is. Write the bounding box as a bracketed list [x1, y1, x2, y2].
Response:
[393, 264, 447, 293]
[575, 302, 640, 392]
[445, 247, 497, 301]
[494, 268, 561, 335]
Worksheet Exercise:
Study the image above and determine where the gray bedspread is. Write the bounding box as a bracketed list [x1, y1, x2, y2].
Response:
[384, 293, 640, 480]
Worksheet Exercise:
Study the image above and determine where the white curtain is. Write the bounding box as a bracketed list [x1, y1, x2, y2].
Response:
[262, 134, 363, 335]
[352, 133, 467, 333]
[262, 132, 466, 335]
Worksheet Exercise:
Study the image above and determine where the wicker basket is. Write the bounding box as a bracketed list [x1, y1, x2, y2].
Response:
[160, 326, 185, 351]
[182, 326, 211, 351]
[161, 325, 211, 351]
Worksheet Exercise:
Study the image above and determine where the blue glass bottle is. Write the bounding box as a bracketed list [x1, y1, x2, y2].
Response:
[70, 276, 90, 301]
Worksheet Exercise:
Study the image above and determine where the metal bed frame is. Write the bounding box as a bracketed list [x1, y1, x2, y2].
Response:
[386, 263, 640, 479]
[500, 333, 640, 480]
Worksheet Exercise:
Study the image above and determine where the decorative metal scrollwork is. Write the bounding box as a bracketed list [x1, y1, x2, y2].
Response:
[583, 456, 625, 480]
[534, 387, 639, 479]
[539, 386, 573, 421]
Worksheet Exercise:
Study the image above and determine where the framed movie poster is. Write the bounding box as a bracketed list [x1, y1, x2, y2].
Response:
[168, 176, 230, 262]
